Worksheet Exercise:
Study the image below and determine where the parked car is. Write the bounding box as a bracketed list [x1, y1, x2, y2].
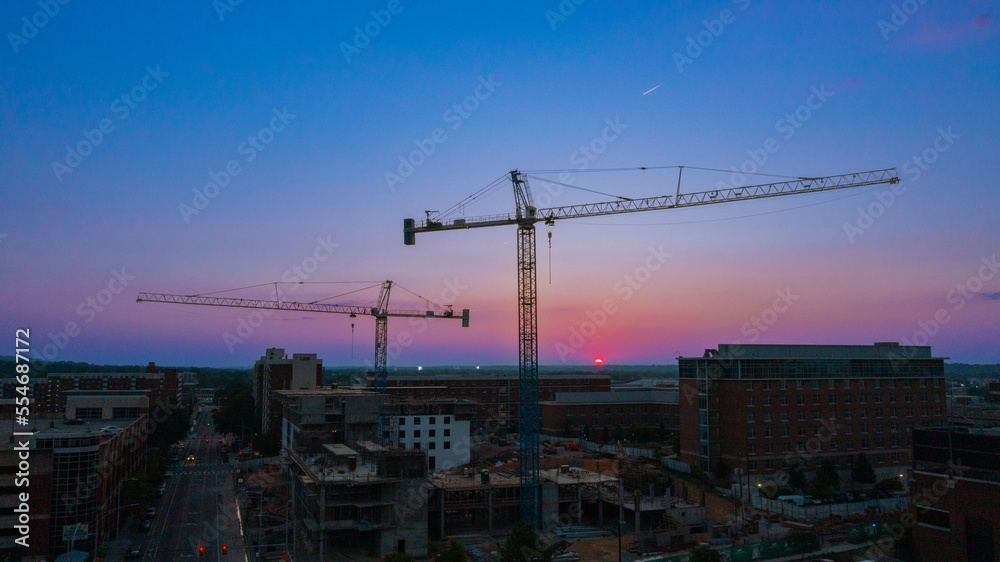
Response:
[125, 546, 143, 559]
[138, 520, 151, 532]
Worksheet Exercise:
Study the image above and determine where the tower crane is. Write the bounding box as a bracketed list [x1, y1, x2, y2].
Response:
[137, 280, 470, 441]
[404, 167, 900, 528]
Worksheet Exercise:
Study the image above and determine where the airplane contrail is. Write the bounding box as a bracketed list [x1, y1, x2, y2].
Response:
[642, 83, 662, 95]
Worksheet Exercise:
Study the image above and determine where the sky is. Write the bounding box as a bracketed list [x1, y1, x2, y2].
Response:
[1, 1, 998, 368]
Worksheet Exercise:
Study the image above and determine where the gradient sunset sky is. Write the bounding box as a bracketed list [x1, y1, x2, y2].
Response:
[1, 2, 997, 367]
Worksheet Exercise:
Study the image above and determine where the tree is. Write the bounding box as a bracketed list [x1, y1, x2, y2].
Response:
[811, 459, 840, 498]
[786, 530, 820, 553]
[852, 453, 876, 489]
[788, 463, 807, 491]
[688, 546, 722, 562]
[500, 521, 555, 562]
[438, 539, 468, 562]
[714, 459, 731, 483]
[874, 476, 904, 494]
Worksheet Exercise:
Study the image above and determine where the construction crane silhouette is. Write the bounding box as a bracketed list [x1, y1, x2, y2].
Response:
[137, 280, 470, 442]
[404, 167, 900, 528]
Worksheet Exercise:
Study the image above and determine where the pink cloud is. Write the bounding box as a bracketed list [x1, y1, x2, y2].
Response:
[909, 13, 995, 46]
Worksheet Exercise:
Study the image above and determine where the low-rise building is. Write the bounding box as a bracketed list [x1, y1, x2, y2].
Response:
[911, 427, 1000, 562]
[540, 389, 679, 442]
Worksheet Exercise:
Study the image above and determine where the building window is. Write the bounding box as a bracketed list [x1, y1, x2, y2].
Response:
[429, 430, 436, 437]
[920, 392, 928, 402]
[765, 427, 773, 438]
[399, 431, 405, 439]
[906, 407, 913, 417]
[783, 442, 791, 452]
[781, 394, 788, 406]
[797, 412, 805, 421]
[845, 411, 852, 420]
[813, 411, 821, 420]
[748, 460, 758, 470]
[399, 417, 406, 425]
[414, 430, 421, 438]
[444, 429, 450, 437]
[747, 412, 756, 423]
[828, 394, 836, 405]
[444, 416, 450, 424]
[905, 394, 912, 403]
[414, 417, 421, 425]
[747, 396, 755, 407]
[429, 442, 436, 450]
[748, 427, 756, 438]
[762, 381, 771, 390]
[845, 394, 852, 404]
[847, 424, 854, 434]
[782, 427, 790, 437]
[798, 442, 806, 452]
[444, 441, 450, 449]
[764, 411, 772, 422]
[812, 380, 820, 390]
[746, 381, 754, 391]
[796, 380, 804, 390]
[829, 379, 836, 389]
[813, 394, 820, 405]
[747, 444, 756, 455]
[796, 396, 804, 406]
[860, 394, 868, 404]
[413, 442, 420, 450]
[781, 412, 788, 422]
[764, 395, 771, 406]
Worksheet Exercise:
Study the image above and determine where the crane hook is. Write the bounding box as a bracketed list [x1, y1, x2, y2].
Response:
[547, 229, 553, 284]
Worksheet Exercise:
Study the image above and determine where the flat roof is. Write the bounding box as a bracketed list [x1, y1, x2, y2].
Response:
[543, 390, 678, 405]
[695, 343, 944, 360]
[323, 443, 358, 456]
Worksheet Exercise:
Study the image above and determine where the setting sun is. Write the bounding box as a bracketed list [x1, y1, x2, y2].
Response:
[594, 358, 603, 364]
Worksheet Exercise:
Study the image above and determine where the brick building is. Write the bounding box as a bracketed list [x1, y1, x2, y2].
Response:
[368, 372, 611, 434]
[539, 389, 679, 442]
[911, 427, 1000, 562]
[252, 348, 323, 435]
[679, 343, 947, 483]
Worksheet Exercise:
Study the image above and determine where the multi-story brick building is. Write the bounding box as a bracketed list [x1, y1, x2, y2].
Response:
[4, 362, 181, 415]
[367, 372, 610, 434]
[911, 427, 1000, 562]
[679, 343, 947, 483]
[539, 389, 679, 442]
[252, 348, 323, 435]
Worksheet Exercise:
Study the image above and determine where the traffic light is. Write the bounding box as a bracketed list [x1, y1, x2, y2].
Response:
[219, 438, 222, 443]
[221, 544, 228, 556]
[198, 546, 205, 558]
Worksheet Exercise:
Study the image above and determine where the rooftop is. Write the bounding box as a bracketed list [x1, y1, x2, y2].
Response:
[695, 342, 943, 360]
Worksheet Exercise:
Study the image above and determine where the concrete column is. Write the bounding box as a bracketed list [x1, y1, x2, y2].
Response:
[488, 488, 494, 535]
[598, 482, 603, 526]
[440, 489, 445, 538]
[576, 484, 582, 525]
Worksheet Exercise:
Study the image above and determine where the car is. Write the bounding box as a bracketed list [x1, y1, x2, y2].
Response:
[187, 455, 196, 463]
[145, 507, 156, 519]
[64, 418, 85, 425]
[125, 546, 143, 559]
[170, 456, 179, 462]
[138, 520, 151, 532]
[163, 471, 172, 479]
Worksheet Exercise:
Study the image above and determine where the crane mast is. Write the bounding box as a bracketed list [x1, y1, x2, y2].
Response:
[405, 167, 899, 529]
